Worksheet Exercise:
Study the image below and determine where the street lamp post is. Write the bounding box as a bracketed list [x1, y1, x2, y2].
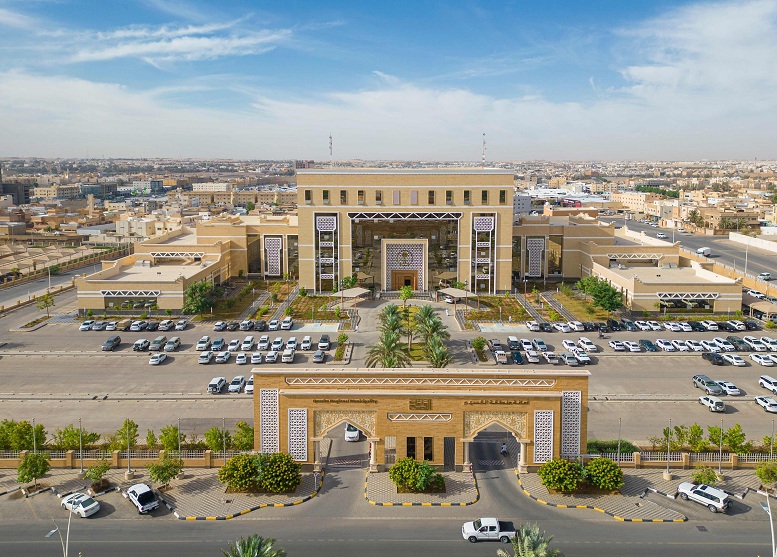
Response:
[617, 417, 622, 467]
[719, 417, 723, 477]
[664, 418, 672, 479]
[46, 511, 74, 557]
[78, 418, 83, 475]
[33, 418, 36, 453]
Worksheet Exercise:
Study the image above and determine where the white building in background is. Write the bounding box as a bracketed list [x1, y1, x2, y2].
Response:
[513, 192, 532, 214]
[192, 182, 232, 192]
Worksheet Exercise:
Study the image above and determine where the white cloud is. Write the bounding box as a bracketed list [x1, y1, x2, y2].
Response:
[0, 7, 36, 29]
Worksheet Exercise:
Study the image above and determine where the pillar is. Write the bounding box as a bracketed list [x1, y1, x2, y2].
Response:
[518, 441, 528, 474]
[463, 441, 471, 466]
[368, 438, 379, 473]
[313, 440, 321, 472]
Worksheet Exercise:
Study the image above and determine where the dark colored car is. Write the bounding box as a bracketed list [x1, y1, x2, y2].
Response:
[744, 320, 761, 331]
[511, 351, 523, 365]
[620, 319, 638, 331]
[582, 322, 596, 332]
[538, 322, 553, 333]
[596, 322, 610, 333]
[226, 321, 240, 331]
[719, 322, 736, 332]
[639, 339, 658, 352]
[101, 335, 121, 351]
[688, 321, 706, 332]
[254, 320, 267, 331]
[702, 351, 725, 365]
[725, 335, 749, 351]
[146, 321, 160, 331]
[606, 318, 622, 331]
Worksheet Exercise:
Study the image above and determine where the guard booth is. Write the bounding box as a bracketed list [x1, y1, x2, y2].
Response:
[252, 367, 589, 472]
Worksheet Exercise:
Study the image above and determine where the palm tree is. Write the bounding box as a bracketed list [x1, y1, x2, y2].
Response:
[378, 303, 401, 328]
[365, 330, 410, 368]
[425, 335, 451, 368]
[718, 217, 732, 230]
[496, 524, 564, 557]
[221, 534, 286, 557]
[417, 314, 450, 346]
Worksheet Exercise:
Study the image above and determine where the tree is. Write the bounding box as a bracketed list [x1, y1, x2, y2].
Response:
[691, 465, 717, 486]
[471, 336, 487, 352]
[182, 280, 215, 315]
[18, 452, 50, 489]
[52, 424, 100, 450]
[232, 421, 255, 451]
[36, 293, 55, 317]
[497, 524, 565, 557]
[146, 429, 158, 450]
[722, 423, 751, 454]
[112, 419, 139, 451]
[147, 454, 184, 489]
[4, 420, 47, 451]
[425, 335, 452, 368]
[245, 202, 255, 212]
[399, 285, 413, 308]
[755, 461, 777, 488]
[49, 264, 61, 275]
[365, 330, 410, 368]
[221, 535, 286, 557]
[205, 426, 232, 452]
[83, 458, 111, 486]
[159, 424, 182, 452]
[219, 453, 263, 492]
[537, 458, 584, 492]
[260, 453, 302, 493]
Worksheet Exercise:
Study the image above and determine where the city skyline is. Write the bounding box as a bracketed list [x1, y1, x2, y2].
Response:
[1, 0, 776, 161]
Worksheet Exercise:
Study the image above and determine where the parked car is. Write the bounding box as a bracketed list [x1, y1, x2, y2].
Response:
[195, 336, 211, 351]
[698, 395, 725, 412]
[578, 337, 597, 352]
[245, 375, 255, 394]
[163, 337, 181, 352]
[559, 353, 579, 366]
[254, 320, 267, 331]
[345, 423, 360, 442]
[105, 321, 118, 331]
[721, 353, 746, 367]
[677, 483, 731, 513]
[572, 351, 591, 364]
[215, 351, 232, 363]
[257, 335, 270, 350]
[213, 321, 227, 331]
[686, 340, 704, 352]
[129, 320, 148, 332]
[494, 350, 508, 364]
[620, 319, 638, 331]
[541, 351, 559, 364]
[149, 336, 167, 351]
[700, 320, 719, 331]
[726, 335, 750, 351]
[126, 483, 159, 514]
[712, 337, 735, 352]
[281, 316, 294, 330]
[488, 339, 504, 352]
[764, 337, 777, 351]
[532, 338, 547, 352]
[688, 321, 706, 332]
[268, 319, 280, 331]
[701, 339, 722, 352]
[198, 351, 213, 364]
[228, 375, 246, 393]
[61, 492, 100, 518]
[312, 350, 326, 363]
[671, 340, 689, 352]
[552, 322, 571, 333]
[608, 340, 626, 351]
[250, 352, 263, 364]
[209, 337, 224, 351]
[227, 339, 241, 352]
[639, 339, 658, 352]
[623, 340, 641, 353]
[693, 374, 724, 395]
[241, 336, 255, 351]
[318, 334, 331, 350]
[158, 319, 175, 331]
[148, 353, 167, 365]
[80, 320, 96, 331]
[525, 321, 540, 332]
[606, 318, 622, 331]
[759, 375, 777, 394]
[725, 320, 746, 331]
[91, 321, 108, 331]
[226, 321, 240, 331]
[301, 336, 313, 351]
[282, 349, 295, 363]
[133, 338, 150, 351]
[755, 396, 777, 413]
[511, 351, 523, 365]
[271, 337, 284, 351]
[715, 381, 740, 396]
[146, 321, 160, 331]
[207, 377, 226, 393]
[634, 320, 651, 331]
[701, 352, 725, 365]
[235, 353, 248, 365]
[744, 336, 767, 351]
[265, 350, 278, 363]
[750, 353, 774, 367]
[562, 339, 577, 352]
[538, 322, 553, 333]
[744, 320, 761, 331]
[239, 320, 255, 331]
[101, 336, 121, 351]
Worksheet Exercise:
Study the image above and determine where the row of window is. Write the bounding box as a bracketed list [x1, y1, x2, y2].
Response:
[406, 436, 434, 461]
[303, 189, 508, 206]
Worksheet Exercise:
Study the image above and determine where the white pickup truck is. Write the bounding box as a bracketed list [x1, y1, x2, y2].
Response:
[461, 517, 516, 543]
[494, 350, 508, 364]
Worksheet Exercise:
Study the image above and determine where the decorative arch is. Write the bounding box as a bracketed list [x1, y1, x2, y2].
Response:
[464, 411, 527, 439]
[314, 410, 376, 437]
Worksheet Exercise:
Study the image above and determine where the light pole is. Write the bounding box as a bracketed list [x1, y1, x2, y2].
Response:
[617, 417, 622, 467]
[33, 418, 36, 453]
[464, 280, 469, 314]
[745, 243, 750, 276]
[718, 417, 723, 477]
[45, 512, 73, 557]
[664, 418, 672, 479]
[78, 418, 83, 475]
[772, 419, 775, 460]
[222, 417, 227, 466]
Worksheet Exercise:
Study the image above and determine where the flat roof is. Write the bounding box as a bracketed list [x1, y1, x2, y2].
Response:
[250, 367, 590, 377]
[108, 261, 214, 282]
[240, 214, 299, 226]
[606, 266, 736, 285]
[153, 231, 199, 246]
[296, 168, 514, 175]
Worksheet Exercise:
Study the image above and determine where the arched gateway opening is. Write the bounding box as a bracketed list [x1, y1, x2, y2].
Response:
[253, 368, 588, 473]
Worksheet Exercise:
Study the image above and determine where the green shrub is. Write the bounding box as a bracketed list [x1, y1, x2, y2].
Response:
[260, 453, 301, 493]
[586, 439, 639, 454]
[471, 336, 487, 352]
[756, 461, 777, 487]
[218, 453, 301, 493]
[147, 454, 184, 488]
[218, 453, 261, 491]
[537, 458, 584, 492]
[388, 457, 444, 492]
[83, 458, 110, 484]
[585, 458, 624, 490]
[691, 465, 718, 486]
[299, 287, 307, 297]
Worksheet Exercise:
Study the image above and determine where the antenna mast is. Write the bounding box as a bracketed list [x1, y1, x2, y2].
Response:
[329, 132, 333, 168]
[481, 132, 486, 168]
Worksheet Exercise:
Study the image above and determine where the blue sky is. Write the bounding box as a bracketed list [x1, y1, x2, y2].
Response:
[0, 0, 776, 160]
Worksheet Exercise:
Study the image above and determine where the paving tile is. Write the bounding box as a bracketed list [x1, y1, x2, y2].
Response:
[365, 472, 478, 505]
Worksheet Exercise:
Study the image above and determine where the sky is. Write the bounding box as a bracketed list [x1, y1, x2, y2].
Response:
[0, 0, 776, 161]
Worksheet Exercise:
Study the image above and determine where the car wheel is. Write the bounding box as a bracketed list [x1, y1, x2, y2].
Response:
[468, 536, 478, 543]
[680, 493, 689, 500]
[708, 504, 718, 513]
[500, 536, 510, 544]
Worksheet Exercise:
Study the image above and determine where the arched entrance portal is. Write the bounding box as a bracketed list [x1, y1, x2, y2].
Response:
[462, 410, 531, 473]
[312, 410, 377, 471]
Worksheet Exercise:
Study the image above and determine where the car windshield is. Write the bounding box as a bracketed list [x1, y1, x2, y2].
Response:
[346, 424, 358, 432]
[136, 491, 155, 505]
[79, 496, 96, 507]
[473, 519, 482, 530]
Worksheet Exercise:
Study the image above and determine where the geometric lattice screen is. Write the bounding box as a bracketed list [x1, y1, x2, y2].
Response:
[560, 391, 581, 458]
[533, 410, 554, 464]
[288, 408, 308, 461]
[259, 389, 279, 453]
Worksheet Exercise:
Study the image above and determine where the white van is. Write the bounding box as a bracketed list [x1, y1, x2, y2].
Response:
[241, 336, 255, 351]
[697, 247, 711, 256]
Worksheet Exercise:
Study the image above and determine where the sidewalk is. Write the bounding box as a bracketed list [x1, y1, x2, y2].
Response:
[365, 472, 478, 506]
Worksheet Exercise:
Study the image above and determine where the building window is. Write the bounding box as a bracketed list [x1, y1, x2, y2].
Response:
[322, 190, 330, 204]
[393, 190, 400, 205]
[446, 190, 453, 205]
[407, 437, 416, 459]
[423, 437, 433, 461]
[375, 190, 383, 205]
[464, 191, 471, 204]
[357, 190, 365, 205]
[410, 190, 418, 205]
[481, 190, 488, 205]
[304, 190, 311, 204]
[340, 190, 347, 204]
[499, 190, 506, 204]
[428, 190, 435, 204]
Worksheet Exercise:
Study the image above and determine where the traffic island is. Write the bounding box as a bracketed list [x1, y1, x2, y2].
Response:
[516, 471, 687, 522]
[365, 472, 479, 506]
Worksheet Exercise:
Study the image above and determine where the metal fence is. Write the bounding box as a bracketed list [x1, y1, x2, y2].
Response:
[640, 451, 684, 462]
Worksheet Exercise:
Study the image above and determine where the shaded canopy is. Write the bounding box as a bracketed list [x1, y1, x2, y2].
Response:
[435, 271, 458, 280]
[438, 287, 477, 298]
[331, 287, 371, 299]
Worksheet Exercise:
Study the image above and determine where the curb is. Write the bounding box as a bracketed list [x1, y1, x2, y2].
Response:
[22, 486, 53, 498]
[170, 472, 326, 520]
[516, 473, 686, 523]
[365, 472, 480, 506]
[0, 486, 21, 497]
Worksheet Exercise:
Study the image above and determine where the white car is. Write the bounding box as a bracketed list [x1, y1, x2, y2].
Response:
[286, 337, 298, 351]
[250, 352, 263, 364]
[198, 351, 213, 364]
[756, 396, 777, 413]
[129, 320, 147, 332]
[721, 353, 746, 367]
[158, 319, 175, 331]
[80, 320, 95, 331]
[520, 338, 534, 351]
[578, 337, 597, 352]
[677, 482, 731, 513]
[126, 483, 159, 514]
[750, 353, 774, 367]
[747, 289, 765, 299]
[148, 353, 167, 365]
[686, 340, 704, 352]
[656, 339, 675, 352]
[635, 320, 651, 331]
[174, 319, 188, 331]
[761, 336, 777, 351]
[572, 351, 592, 364]
[562, 340, 578, 352]
[301, 336, 313, 350]
[105, 321, 118, 331]
[712, 337, 735, 351]
[647, 321, 662, 331]
[525, 321, 540, 332]
[265, 350, 278, 363]
[345, 423, 360, 442]
[245, 375, 255, 394]
[701, 339, 721, 352]
[525, 350, 540, 363]
[715, 381, 741, 395]
[664, 322, 682, 332]
[552, 322, 571, 333]
[268, 320, 280, 331]
[228, 375, 246, 393]
[769, 354, 777, 365]
[744, 336, 767, 351]
[542, 351, 559, 364]
[671, 340, 689, 352]
[215, 351, 232, 363]
[623, 340, 641, 352]
[257, 335, 270, 350]
[568, 321, 585, 332]
[241, 336, 255, 351]
[700, 320, 719, 331]
[196, 336, 211, 351]
[725, 320, 746, 331]
[227, 339, 240, 352]
[213, 321, 227, 331]
[608, 340, 626, 351]
[656, 232, 667, 239]
[61, 492, 100, 518]
[698, 395, 725, 412]
[532, 338, 547, 352]
[271, 337, 284, 351]
[235, 353, 248, 365]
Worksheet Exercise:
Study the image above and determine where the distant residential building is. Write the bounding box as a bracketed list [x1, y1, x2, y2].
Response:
[192, 182, 231, 192]
[513, 192, 532, 214]
[32, 184, 81, 200]
[0, 182, 30, 205]
[80, 183, 117, 198]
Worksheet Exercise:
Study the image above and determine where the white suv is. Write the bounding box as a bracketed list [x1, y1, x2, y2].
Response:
[126, 483, 159, 514]
[677, 483, 731, 513]
[759, 375, 777, 395]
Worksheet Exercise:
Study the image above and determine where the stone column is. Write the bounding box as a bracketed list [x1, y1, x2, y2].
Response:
[313, 440, 321, 472]
[518, 441, 528, 474]
[463, 441, 471, 467]
[368, 439, 379, 473]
